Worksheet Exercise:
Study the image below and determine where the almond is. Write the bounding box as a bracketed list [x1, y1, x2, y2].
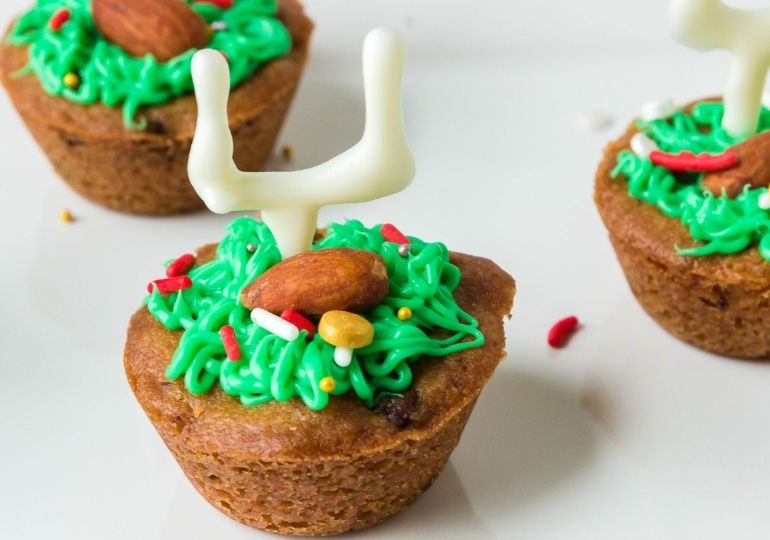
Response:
[242, 248, 389, 318]
[702, 131, 770, 197]
[92, 0, 210, 63]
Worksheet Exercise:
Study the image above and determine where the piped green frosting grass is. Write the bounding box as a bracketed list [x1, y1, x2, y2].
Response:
[612, 102, 770, 260]
[145, 218, 484, 411]
[8, 0, 291, 128]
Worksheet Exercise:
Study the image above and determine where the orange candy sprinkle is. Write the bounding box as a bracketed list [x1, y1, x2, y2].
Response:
[319, 377, 336, 393]
[59, 209, 74, 223]
[63, 72, 80, 89]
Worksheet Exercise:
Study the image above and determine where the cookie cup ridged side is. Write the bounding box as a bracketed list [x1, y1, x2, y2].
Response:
[124, 250, 515, 536]
[595, 120, 770, 359]
[0, 0, 312, 215]
[160, 388, 477, 536]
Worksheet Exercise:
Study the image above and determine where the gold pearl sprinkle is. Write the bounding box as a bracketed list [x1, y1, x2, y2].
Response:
[319, 376, 336, 393]
[59, 209, 74, 223]
[63, 72, 80, 89]
[397, 306, 412, 321]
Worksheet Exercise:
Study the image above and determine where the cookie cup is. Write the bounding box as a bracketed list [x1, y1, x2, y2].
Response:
[0, 0, 312, 215]
[124, 247, 516, 535]
[595, 117, 770, 359]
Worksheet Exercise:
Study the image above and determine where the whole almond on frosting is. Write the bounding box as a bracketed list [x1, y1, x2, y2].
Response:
[242, 248, 390, 318]
[92, 0, 210, 63]
[702, 131, 770, 198]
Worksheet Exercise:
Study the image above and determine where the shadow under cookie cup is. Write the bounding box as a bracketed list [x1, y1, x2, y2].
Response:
[0, 0, 313, 215]
[124, 247, 516, 536]
[595, 100, 770, 359]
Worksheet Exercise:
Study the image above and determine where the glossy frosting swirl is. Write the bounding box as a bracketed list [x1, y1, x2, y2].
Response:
[612, 102, 770, 260]
[145, 218, 485, 411]
[8, 0, 291, 128]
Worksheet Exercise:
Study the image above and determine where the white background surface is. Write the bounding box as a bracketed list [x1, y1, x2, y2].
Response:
[2, 1, 770, 538]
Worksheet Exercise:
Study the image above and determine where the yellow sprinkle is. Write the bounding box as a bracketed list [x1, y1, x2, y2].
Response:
[59, 209, 74, 223]
[281, 144, 294, 161]
[63, 72, 80, 89]
[397, 306, 412, 321]
[319, 376, 336, 393]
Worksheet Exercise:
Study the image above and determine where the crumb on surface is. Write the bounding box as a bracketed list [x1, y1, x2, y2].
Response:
[281, 144, 294, 161]
[575, 110, 612, 132]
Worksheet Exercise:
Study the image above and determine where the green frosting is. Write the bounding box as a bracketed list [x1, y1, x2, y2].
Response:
[612, 102, 770, 260]
[145, 218, 485, 411]
[8, 0, 291, 129]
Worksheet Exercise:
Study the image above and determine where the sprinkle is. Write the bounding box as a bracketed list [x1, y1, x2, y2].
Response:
[548, 316, 580, 349]
[760, 189, 770, 210]
[246, 243, 257, 253]
[59, 209, 74, 223]
[333, 347, 353, 367]
[166, 253, 196, 277]
[649, 150, 739, 172]
[199, 0, 234, 8]
[397, 244, 411, 257]
[147, 276, 193, 295]
[251, 308, 300, 341]
[641, 98, 676, 122]
[211, 20, 227, 32]
[397, 307, 412, 321]
[630, 132, 659, 158]
[319, 376, 336, 393]
[49, 8, 71, 32]
[381, 223, 409, 245]
[281, 309, 316, 338]
[220, 325, 241, 361]
[281, 144, 294, 161]
[63, 72, 80, 89]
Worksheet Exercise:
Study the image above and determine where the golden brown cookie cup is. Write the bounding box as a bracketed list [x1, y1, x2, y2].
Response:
[595, 110, 770, 359]
[0, 0, 312, 215]
[124, 247, 515, 536]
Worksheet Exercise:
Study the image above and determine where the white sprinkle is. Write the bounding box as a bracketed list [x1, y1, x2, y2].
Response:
[250, 308, 300, 341]
[575, 110, 613, 132]
[630, 132, 660, 158]
[333, 347, 353, 367]
[211, 20, 227, 32]
[641, 99, 677, 121]
[759, 192, 770, 210]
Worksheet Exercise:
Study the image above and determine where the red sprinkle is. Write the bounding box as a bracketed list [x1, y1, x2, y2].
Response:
[381, 223, 409, 245]
[281, 309, 316, 339]
[147, 276, 192, 295]
[548, 316, 579, 349]
[198, 0, 234, 8]
[49, 8, 71, 32]
[220, 325, 241, 361]
[166, 253, 196, 278]
[649, 150, 738, 172]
